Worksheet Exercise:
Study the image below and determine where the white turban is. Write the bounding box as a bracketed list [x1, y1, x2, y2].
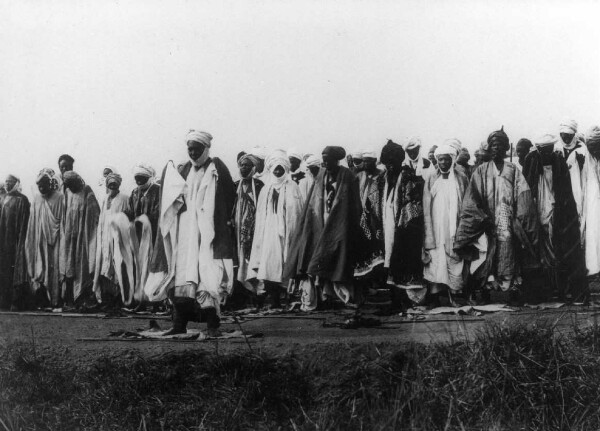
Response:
[362, 148, 378, 159]
[133, 163, 156, 178]
[249, 146, 268, 160]
[265, 150, 291, 173]
[444, 138, 462, 155]
[434, 143, 457, 158]
[288, 147, 303, 160]
[405, 136, 422, 151]
[186, 130, 213, 147]
[103, 165, 119, 175]
[350, 149, 363, 159]
[559, 119, 578, 135]
[304, 154, 321, 167]
[534, 134, 558, 148]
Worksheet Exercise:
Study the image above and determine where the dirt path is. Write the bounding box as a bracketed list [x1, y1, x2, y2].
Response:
[1, 305, 597, 367]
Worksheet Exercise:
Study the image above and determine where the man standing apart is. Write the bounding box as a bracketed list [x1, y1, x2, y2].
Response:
[149, 130, 236, 336]
[0, 175, 30, 310]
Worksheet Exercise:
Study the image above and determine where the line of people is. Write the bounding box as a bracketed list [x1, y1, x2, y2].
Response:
[0, 121, 599, 335]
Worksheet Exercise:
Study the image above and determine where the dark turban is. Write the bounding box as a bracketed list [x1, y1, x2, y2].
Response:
[516, 138, 532, 151]
[58, 154, 75, 165]
[322, 146, 346, 161]
[380, 139, 405, 165]
[487, 126, 510, 151]
[63, 171, 85, 191]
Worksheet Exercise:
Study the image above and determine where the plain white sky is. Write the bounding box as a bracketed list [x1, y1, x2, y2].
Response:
[1, 0, 599, 196]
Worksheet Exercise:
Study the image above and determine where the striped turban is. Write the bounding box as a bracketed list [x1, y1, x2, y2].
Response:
[133, 163, 155, 178]
[487, 126, 510, 151]
[106, 173, 123, 187]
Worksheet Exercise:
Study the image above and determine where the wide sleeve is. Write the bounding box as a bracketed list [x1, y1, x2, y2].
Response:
[284, 181, 304, 264]
[422, 175, 436, 250]
[247, 185, 269, 277]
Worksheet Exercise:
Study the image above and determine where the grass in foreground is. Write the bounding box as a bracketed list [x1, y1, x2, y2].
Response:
[2, 321, 600, 430]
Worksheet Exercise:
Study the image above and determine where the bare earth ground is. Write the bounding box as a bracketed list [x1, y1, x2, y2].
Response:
[1, 300, 599, 367]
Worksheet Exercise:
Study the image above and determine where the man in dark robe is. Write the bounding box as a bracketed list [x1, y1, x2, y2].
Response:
[146, 130, 236, 336]
[454, 127, 539, 303]
[232, 154, 265, 306]
[285, 145, 362, 308]
[523, 134, 588, 303]
[60, 171, 101, 309]
[0, 175, 30, 310]
[127, 163, 160, 242]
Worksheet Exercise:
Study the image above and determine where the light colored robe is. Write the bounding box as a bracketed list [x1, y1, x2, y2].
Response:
[248, 178, 303, 284]
[93, 192, 130, 302]
[423, 170, 465, 292]
[582, 154, 600, 276]
[25, 191, 64, 306]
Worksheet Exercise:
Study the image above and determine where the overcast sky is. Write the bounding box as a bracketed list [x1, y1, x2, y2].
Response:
[1, 0, 599, 196]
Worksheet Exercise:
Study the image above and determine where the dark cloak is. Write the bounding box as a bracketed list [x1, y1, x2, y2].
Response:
[0, 191, 30, 308]
[284, 166, 361, 283]
[523, 150, 587, 300]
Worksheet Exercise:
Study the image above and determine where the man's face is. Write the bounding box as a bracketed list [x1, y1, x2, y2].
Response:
[353, 158, 364, 171]
[37, 178, 51, 195]
[273, 165, 285, 178]
[406, 147, 420, 160]
[308, 166, 321, 177]
[239, 160, 254, 178]
[516, 145, 529, 161]
[103, 168, 113, 177]
[363, 157, 377, 172]
[5, 176, 16, 191]
[384, 160, 403, 175]
[187, 140, 205, 161]
[539, 145, 554, 164]
[322, 153, 339, 171]
[289, 157, 301, 173]
[59, 160, 73, 176]
[560, 133, 575, 145]
[107, 182, 119, 195]
[490, 140, 507, 162]
[437, 154, 452, 172]
[135, 175, 149, 186]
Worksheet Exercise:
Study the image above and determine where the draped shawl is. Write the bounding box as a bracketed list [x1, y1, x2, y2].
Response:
[284, 166, 361, 283]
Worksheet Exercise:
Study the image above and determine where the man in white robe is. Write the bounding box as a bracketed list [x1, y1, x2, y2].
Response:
[582, 126, 600, 277]
[298, 154, 321, 203]
[422, 144, 469, 306]
[146, 130, 236, 336]
[249, 150, 303, 307]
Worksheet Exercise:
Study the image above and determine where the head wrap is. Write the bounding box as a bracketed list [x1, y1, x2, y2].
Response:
[106, 172, 123, 187]
[322, 146, 346, 161]
[238, 153, 260, 168]
[559, 119, 578, 135]
[288, 147, 303, 161]
[248, 146, 268, 160]
[405, 136, 422, 151]
[444, 138, 462, 155]
[362, 148, 378, 159]
[533, 134, 558, 149]
[434, 143, 457, 159]
[186, 130, 212, 147]
[457, 147, 470, 164]
[63, 171, 85, 191]
[304, 154, 322, 168]
[380, 140, 405, 166]
[58, 154, 75, 165]
[586, 125, 600, 158]
[265, 150, 291, 173]
[237, 151, 247, 162]
[36, 168, 60, 190]
[350, 149, 363, 159]
[487, 126, 510, 151]
[133, 163, 155, 178]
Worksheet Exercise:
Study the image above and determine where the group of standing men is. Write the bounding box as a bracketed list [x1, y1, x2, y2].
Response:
[1, 121, 600, 335]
